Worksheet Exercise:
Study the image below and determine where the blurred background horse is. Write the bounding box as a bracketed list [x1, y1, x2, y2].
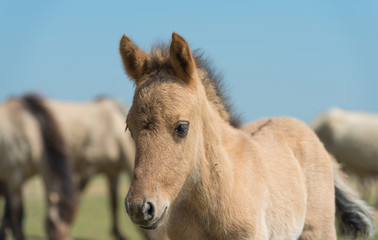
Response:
[45, 96, 164, 240]
[0, 95, 77, 240]
[0, 94, 165, 240]
[311, 108, 378, 176]
[311, 108, 378, 204]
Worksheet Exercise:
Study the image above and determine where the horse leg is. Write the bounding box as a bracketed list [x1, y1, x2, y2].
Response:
[0, 181, 11, 240]
[298, 205, 337, 240]
[0, 192, 12, 240]
[107, 174, 128, 240]
[78, 176, 91, 193]
[299, 174, 336, 239]
[0, 206, 7, 240]
[6, 182, 25, 240]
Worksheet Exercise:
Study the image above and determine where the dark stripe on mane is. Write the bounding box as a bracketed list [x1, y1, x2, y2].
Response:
[21, 94, 77, 223]
[146, 42, 243, 128]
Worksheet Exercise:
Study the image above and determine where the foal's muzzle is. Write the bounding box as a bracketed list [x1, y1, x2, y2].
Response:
[125, 196, 168, 229]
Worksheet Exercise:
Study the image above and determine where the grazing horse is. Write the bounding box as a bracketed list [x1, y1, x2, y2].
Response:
[1, 95, 165, 240]
[311, 108, 378, 176]
[119, 33, 375, 239]
[0, 95, 77, 240]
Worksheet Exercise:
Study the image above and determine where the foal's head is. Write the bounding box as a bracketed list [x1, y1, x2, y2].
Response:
[120, 33, 239, 229]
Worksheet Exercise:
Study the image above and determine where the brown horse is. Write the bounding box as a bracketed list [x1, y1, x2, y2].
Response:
[0, 95, 77, 240]
[1, 95, 165, 240]
[119, 33, 375, 239]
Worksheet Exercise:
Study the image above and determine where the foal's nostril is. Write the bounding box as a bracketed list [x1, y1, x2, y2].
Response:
[143, 201, 155, 221]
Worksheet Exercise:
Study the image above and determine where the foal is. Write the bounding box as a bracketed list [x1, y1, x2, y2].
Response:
[119, 33, 375, 239]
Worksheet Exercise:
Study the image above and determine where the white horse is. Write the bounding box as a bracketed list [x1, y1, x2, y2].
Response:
[311, 108, 378, 176]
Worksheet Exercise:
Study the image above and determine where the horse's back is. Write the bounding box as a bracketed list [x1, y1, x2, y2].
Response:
[243, 117, 333, 185]
[244, 117, 326, 159]
[243, 117, 336, 239]
[45, 98, 133, 175]
[0, 99, 43, 180]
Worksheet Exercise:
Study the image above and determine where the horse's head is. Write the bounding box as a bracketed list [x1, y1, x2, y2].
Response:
[120, 33, 208, 229]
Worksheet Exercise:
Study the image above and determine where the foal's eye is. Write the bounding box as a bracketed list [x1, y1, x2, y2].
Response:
[175, 121, 190, 137]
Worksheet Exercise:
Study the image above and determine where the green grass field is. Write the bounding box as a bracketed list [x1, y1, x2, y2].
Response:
[1, 175, 377, 239]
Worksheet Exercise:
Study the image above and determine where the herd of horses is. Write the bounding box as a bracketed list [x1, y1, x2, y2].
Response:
[0, 32, 377, 239]
[0, 95, 163, 240]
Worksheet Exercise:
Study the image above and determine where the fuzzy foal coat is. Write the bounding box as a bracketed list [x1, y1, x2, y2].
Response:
[119, 33, 374, 240]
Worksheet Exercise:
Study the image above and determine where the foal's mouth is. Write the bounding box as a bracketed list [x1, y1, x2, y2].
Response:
[140, 205, 168, 230]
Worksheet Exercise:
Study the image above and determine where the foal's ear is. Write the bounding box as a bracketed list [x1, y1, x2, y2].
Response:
[169, 33, 196, 84]
[119, 35, 149, 83]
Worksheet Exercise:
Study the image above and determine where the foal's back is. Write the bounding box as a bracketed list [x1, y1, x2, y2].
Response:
[243, 117, 336, 239]
[244, 117, 331, 168]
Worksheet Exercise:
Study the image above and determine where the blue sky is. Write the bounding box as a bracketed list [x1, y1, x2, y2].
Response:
[1, 1, 377, 123]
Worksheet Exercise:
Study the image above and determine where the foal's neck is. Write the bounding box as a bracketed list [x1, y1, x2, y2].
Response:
[191, 102, 245, 214]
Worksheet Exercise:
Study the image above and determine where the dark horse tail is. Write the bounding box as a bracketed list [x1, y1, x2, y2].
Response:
[21, 94, 77, 223]
[333, 159, 375, 238]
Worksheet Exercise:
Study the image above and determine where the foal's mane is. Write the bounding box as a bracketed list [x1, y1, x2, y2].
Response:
[146, 42, 242, 128]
